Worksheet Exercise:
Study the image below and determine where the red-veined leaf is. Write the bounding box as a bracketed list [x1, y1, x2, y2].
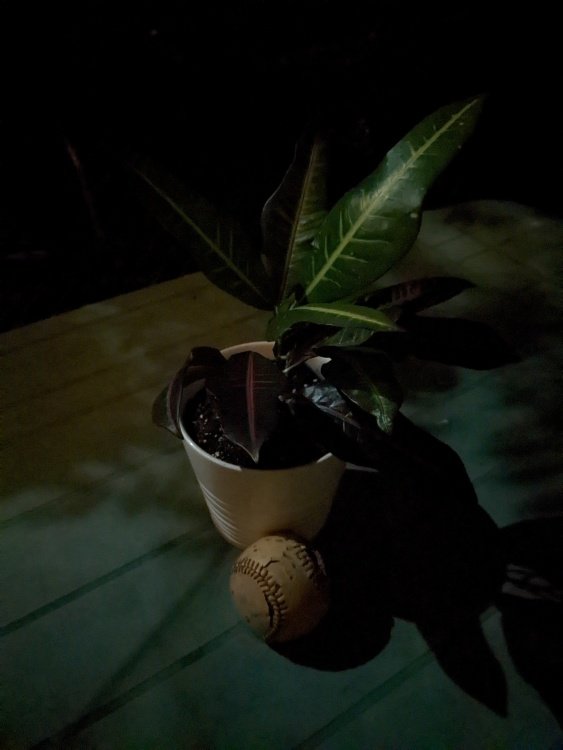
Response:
[206, 351, 288, 462]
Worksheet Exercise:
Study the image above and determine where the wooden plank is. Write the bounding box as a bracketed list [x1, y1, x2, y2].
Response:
[1, 276, 268, 407]
[0, 275, 208, 351]
[1, 562, 430, 750]
[309, 614, 561, 750]
[0, 451, 216, 626]
[2, 202, 562, 750]
[1, 310, 267, 442]
[0, 530, 240, 748]
[1, 385, 171, 520]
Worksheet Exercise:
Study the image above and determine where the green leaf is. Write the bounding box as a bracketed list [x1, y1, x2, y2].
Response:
[318, 326, 376, 348]
[152, 347, 226, 438]
[261, 133, 329, 303]
[299, 97, 484, 302]
[320, 348, 402, 433]
[206, 351, 287, 463]
[268, 301, 399, 340]
[275, 322, 376, 371]
[131, 157, 273, 309]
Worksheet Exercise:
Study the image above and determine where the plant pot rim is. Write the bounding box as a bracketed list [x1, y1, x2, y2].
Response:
[178, 339, 336, 473]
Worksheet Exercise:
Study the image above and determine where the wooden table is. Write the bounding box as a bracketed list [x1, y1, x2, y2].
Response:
[2, 201, 562, 748]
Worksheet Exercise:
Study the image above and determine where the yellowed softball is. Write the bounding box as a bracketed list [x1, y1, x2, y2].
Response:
[230, 534, 330, 643]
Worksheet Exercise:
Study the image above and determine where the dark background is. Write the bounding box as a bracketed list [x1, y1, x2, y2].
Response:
[2, 2, 560, 330]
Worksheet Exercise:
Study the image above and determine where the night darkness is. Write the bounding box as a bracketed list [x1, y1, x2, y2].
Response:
[2, 1, 560, 330]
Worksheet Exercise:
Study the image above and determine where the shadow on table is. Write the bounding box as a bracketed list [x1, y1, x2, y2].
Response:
[275, 472, 563, 726]
[497, 518, 563, 728]
[274, 422, 508, 714]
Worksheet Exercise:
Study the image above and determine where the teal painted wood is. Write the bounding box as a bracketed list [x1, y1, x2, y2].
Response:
[1, 202, 562, 749]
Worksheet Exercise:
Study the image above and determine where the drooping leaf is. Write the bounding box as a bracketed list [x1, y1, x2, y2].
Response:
[206, 351, 288, 462]
[268, 301, 399, 340]
[289, 381, 477, 480]
[320, 348, 403, 433]
[359, 277, 475, 318]
[284, 382, 359, 432]
[300, 382, 360, 427]
[152, 347, 226, 437]
[401, 316, 520, 369]
[131, 157, 273, 309]
[286, 383, 390, 467]
[298, 97, 483, 302]
[261, 132, 329, 303]
[283, 382, 367, 463]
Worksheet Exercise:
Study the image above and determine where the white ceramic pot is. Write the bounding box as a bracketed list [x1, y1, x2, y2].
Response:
[179, 341, 345, 549]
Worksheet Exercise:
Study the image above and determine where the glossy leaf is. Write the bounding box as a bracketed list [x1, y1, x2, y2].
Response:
[320, 348, 402, 433]
[300, 97, 483, 302]
[206, 351, 287, 462]
[261, 133, 329, 303]
[132, 157, 273, 309]
[286, 383, 388, 467]
[360, 277, 475, 318]
[285, 382, 369, 462]
[152, 347, 226, 438]
[267, 301, 399, 340]
[299, 382, 361, 427]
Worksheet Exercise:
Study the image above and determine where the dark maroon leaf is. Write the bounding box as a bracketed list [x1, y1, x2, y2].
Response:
[299, 382, 361, 427]
[152, 347, 226, 438]
[206, 351, 288, 463]
[284, 383, 373, 465]
[319, 348, 402, 434]
[360, 277, 475, 319]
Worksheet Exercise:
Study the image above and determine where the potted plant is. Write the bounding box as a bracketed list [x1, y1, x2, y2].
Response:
[135, 97, 516, 548]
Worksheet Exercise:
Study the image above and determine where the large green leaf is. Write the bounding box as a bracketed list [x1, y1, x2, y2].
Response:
[320, 348, 402, 433]
[267, 301, 399, 340]
[261, 133, 329, 303]
[132, 157, 273, 309]
[299, 97, 483, 302]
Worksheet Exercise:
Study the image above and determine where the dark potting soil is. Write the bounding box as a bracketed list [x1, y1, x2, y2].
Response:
[184, 390, 326, 470]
